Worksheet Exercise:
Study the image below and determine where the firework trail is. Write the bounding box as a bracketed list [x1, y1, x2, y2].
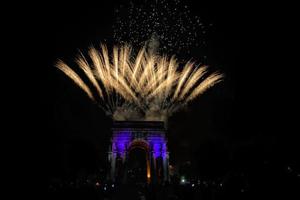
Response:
[56, 44, 223, 121]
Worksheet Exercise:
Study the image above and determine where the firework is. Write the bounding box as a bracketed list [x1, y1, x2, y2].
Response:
[56, 44, 223, 121]
[113, 0, 210, 56]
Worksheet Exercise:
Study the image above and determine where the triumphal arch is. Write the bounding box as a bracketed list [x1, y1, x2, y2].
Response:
[108, 121, 169, 184]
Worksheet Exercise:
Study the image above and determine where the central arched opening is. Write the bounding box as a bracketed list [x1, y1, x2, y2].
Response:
[127, 140, 151, 184]
[127, 148, 147, 183]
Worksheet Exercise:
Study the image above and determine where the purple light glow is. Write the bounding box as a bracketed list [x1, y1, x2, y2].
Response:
[112, 130, 167, 159]
[112, 131, 131, 157]
[148, 133, 167, 158]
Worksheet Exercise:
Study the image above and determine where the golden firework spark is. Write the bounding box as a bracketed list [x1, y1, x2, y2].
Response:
[56, 44, 224, 120]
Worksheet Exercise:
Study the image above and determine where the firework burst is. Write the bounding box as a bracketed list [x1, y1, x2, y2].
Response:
[56, 44, 223, 121]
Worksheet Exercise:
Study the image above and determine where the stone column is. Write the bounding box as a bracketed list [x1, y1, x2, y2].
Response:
[121, 150, 127, 183]
[151, 151, 157, 183]
[110, 152, 116, 182]
[163, 152, 170, 182]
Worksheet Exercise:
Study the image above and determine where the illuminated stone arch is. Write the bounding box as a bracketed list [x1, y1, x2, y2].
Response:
[108, 121, 169, 184]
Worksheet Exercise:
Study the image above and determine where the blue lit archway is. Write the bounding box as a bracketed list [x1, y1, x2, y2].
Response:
[108, 121, 169, 184]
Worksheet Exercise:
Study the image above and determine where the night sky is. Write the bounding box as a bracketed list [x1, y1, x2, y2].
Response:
[14, 1, 299, 197]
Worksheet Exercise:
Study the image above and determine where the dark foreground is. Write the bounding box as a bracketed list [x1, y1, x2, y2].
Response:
[47, 178, 299, 200]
